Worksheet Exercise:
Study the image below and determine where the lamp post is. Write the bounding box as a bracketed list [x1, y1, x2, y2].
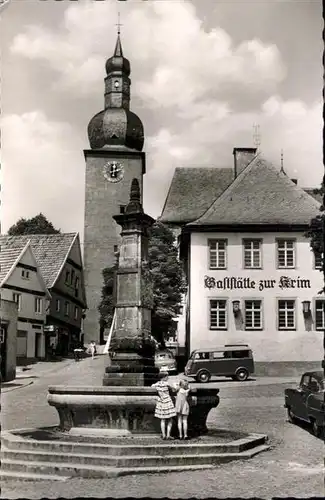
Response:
[232, 300, 241, 315]
[302, 300, 311, 316]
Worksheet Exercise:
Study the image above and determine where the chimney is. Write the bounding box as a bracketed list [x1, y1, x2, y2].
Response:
[233, 147, 257, 178]
[291, 178, 298, 185]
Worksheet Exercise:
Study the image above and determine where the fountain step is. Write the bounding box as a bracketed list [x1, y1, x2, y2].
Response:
[2, 433, 267, 456]
[1, 444, 270, 476]
[0, 470, 68, 482]
[1, 458, 121, 479]
[0, 462, 216, 481]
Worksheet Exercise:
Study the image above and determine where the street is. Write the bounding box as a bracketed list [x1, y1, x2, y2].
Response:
[1, 356, 324, 498]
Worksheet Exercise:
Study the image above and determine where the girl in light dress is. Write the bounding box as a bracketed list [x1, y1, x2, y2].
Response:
[175, 379, 190, 439]
[151, 371, 176, 440]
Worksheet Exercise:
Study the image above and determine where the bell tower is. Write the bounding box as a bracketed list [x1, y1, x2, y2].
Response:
[83, 28, 146, 345]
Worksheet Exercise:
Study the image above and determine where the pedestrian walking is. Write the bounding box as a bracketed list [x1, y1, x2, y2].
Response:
[89, 341, 96, 360]
[151, 370, 176, 440]
[175, 379, 190, 439]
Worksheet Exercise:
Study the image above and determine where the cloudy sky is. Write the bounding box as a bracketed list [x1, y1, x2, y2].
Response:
[1, 0, 323, 241]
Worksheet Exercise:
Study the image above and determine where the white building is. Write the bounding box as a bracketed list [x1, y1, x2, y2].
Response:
[161, 148, 324, 364]
[0, 238, 51, 360]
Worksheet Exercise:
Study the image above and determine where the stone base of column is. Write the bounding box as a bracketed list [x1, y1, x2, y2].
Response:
[103, 352, 159, 387]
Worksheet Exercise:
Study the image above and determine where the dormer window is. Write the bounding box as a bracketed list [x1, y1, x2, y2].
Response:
[21, 269, 30, 279]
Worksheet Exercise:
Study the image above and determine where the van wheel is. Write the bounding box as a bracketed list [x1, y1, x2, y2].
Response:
[235, 368, 248, 381]
[196, 370, 211, 383]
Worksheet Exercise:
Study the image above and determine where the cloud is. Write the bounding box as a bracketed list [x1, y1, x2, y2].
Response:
[5, 1, 321, 234]
[143, 95, 322, 218]
[10, 0, 286, 106]
[1, 111, 85, 234]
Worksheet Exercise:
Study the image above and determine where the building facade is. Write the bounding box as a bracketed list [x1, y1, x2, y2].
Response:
[187, 230, 323, 361]
[0, 234, 87, 358]
[161, 148, 323, 363]
[0, 239, 50, 361]
[83, 33, 146, 344]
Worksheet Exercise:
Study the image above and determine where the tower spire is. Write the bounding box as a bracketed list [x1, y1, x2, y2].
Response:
[114, 12, 123, 56]
[87, 19, 144, 151]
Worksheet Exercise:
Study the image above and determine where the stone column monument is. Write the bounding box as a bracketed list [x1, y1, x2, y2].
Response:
[103, 178, 159, 386]
[47, 179, 220, 437]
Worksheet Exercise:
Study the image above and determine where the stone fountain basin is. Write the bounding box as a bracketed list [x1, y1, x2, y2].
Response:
[47, 386, 220, 438]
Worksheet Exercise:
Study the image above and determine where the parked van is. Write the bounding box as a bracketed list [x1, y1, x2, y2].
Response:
[184, 344, 254, 382]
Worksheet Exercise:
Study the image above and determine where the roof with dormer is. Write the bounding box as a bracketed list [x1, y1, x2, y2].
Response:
[0, 233, 78, 289]
[189, 155, 321, 227]
[0, 238, 29, 286]
[159, 167, 234, 225]
[0, 238, 51, 297]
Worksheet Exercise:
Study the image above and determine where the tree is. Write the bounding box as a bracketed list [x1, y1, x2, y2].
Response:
[305, 177, 325, 292]
[149, 222, 187, 346]
[98, 264, 117, 344]
[8, 213, 61, 235]
[98, 221, 187, 346]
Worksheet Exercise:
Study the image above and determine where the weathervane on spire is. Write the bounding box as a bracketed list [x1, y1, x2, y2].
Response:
[115, 12, 123, 35]
[253, 123, 261, 151]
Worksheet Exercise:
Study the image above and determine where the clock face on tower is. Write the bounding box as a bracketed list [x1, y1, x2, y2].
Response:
[103, 161, 124, 183]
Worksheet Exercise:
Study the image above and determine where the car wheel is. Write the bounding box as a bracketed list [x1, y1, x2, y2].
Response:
[235, 369, 249, 381]
[311, 418, 322, 437]
[196, 370, 211, 383]
[287, 407, 296, 423]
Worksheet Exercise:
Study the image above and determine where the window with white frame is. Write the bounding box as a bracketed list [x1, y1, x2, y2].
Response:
[34, 297, 43, 314]
[208, 239, 227, 269]
[56, 299, 60, 312]
[245, 300, 262, 329]
[314, 251, 323, 270]
[315, 300, 325, 330]
[64, 301, 69, 317]
[74, 306, 78, 320]
[209, 299, 227, 330]
[21, 269, 30, 279]
[243, 239, 262, 268]
[12, 293, 22, 312]
[278, 299, 296, 330]
[277, 240, 295, 268]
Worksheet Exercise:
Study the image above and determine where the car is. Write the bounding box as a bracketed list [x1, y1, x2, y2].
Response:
[184, 344, 254, 383]
[284, 370, 325, 437]
[155, 349, 177, 374]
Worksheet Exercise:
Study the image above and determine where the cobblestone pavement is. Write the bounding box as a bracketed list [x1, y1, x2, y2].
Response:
[1, 356, 324, 498]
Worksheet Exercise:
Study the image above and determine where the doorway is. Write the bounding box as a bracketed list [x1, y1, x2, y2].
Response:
[35, 332, 42, 358]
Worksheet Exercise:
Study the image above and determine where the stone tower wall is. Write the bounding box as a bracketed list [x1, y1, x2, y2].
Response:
[83, 150, 145, 344]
